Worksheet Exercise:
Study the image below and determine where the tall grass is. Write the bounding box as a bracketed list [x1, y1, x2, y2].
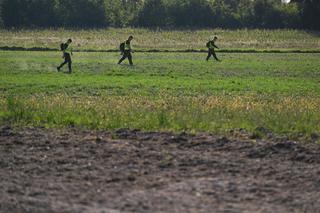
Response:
[0, 28, 319, 51]
[1, 94, 320, 139]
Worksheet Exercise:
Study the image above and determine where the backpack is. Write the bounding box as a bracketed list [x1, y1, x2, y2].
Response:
[206, 41, 210, 48]
[60, 43, 66, 51]
[119, 42, 125, 53]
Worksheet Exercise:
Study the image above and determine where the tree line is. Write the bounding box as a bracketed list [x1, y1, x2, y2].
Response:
[0, 0, 319, 30]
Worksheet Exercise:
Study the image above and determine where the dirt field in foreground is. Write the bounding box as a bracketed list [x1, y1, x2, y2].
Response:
[1, 126, 320, 213]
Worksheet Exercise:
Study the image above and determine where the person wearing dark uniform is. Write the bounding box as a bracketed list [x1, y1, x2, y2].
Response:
[206, 36, 221, 62]
[57, 39, 73, 73]
[118, 36, 134, 66]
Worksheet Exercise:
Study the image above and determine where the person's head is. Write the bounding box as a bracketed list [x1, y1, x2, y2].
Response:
[67, 39, 72, 44]
[128, 35, 133, 41]
[213, 36, 218, 41]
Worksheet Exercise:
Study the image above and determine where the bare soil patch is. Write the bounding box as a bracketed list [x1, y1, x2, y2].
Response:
[1, 126, 320, 213]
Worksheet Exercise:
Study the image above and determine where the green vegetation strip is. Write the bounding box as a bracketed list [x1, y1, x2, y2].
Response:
[1, 46, 320, 53]
[1, 51, 320, 139]
[2, 94, 320, 138]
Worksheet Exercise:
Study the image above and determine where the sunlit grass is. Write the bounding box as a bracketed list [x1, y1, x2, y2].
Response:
[1, 50, 320, 139]
[1, 94, 320, 139]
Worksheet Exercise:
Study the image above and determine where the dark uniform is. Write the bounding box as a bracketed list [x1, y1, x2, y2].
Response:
[118, 40, 133, 66]
[206, 40, 220, 61]
[57, 42, 73, 73]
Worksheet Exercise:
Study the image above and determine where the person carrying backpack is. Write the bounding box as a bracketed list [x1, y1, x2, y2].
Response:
[206, 36, 221, 62]
[57, 39, 73, 73]
[118, 36, 134, 66]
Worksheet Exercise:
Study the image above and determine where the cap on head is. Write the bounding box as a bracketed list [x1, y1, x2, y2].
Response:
[128, 35, 133, 40]
[67, 39, 72, 43]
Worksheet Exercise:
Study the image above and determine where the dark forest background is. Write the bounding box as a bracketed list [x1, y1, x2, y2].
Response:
[0, 0, 319, 30]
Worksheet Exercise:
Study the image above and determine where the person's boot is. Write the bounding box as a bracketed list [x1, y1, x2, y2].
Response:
[118, 59, 123, 65]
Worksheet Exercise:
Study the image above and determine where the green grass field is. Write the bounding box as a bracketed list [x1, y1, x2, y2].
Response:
[1, 47, 320, 140]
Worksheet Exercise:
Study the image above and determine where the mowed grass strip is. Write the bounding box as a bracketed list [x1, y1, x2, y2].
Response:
[0, 28, 319, 51]
[1, 51, 320, 138]
[1, 51, 320, 96]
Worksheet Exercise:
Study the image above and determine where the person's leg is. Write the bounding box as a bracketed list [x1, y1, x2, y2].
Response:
[57, 55, 68, 70]
[118, 52, 128, 64]
[118, 55, 127, 64]
[128, 52, 133, 66]
[212, 50, 220, 61]
[68, 61, 72, 73]
[66, 54, 72, 73]
[206, 50, 212, 61]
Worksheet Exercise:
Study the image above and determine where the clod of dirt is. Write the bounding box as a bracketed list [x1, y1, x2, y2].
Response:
[311, 133, 320, 141]
[0, 126, 14, 137]
[168, 135, 188, 143]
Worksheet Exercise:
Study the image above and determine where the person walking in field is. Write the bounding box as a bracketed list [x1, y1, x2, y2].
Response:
[206, 36, 221, 62]
[57, 39, 73, 73]
[118, 35, 134, 66]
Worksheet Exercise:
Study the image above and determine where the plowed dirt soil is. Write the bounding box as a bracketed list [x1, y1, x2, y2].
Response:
[1, 126, 320, 213]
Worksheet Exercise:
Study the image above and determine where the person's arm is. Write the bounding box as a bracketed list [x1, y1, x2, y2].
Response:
[65, 45, 73, 55]
[213, 43, 219, 49]
[62, 43, 66, 58]
[130, 43, 134, 53]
